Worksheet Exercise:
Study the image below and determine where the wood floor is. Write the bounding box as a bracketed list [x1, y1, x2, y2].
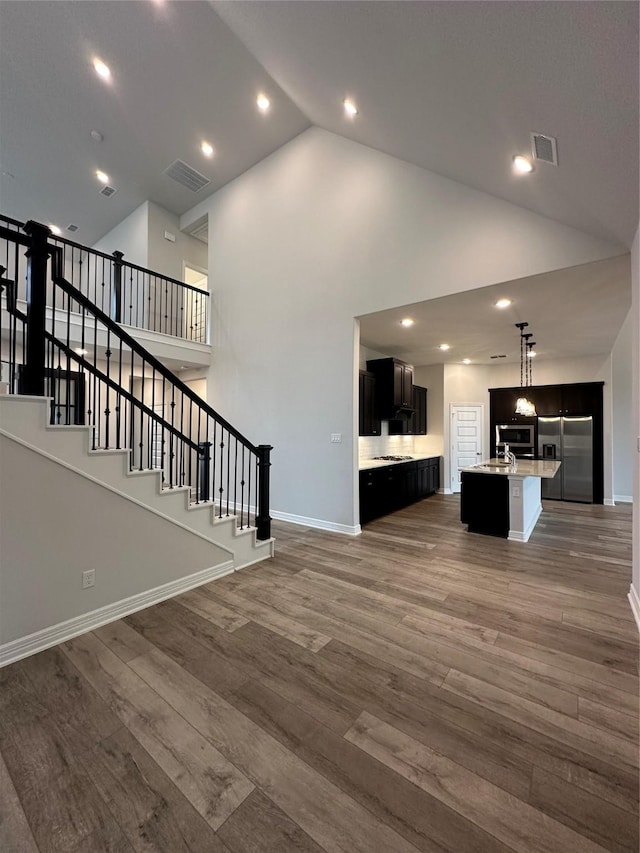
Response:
[1, 495, 638, 853]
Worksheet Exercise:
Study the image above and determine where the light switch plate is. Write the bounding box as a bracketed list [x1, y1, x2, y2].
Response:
[331, 433, 342, 443]
[512, 486, 520, 498]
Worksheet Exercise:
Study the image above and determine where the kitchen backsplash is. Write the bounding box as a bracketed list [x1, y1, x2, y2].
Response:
[358, 421, 416, 460]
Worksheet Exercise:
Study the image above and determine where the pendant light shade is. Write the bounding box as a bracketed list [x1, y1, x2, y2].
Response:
[515, 396, 536, 416]
[514, 323, 536, 416]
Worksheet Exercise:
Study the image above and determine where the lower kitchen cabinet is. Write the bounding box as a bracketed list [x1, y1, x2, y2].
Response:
[359, 457, 440, 524]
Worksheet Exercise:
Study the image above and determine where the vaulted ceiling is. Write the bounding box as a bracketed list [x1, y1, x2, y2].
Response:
[1, 1, 637, 249]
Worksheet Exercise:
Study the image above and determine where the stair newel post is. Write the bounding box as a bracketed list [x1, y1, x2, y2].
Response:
[256, 444, 273, 540]
[112, 250, 124, 323]
[22, 220, 52, 397]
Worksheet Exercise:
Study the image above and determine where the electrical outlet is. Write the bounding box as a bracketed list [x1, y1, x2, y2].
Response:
[82, 569, 95, 589]
[331, 433, 342, 443]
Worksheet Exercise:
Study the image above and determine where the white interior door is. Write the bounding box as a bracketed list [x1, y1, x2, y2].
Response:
[450, 404, 484, 493]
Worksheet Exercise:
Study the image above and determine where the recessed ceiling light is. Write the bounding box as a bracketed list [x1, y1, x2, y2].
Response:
[200, 141, 214, 158]
[527, 350, 537, 358]
[343, 98, 358, 117]
[90, 129, 104, 143]
[463, 359, 471, 365]
[50, 225, 61, 236]
[74, 348, 88, 356]
[256, 93, 271, 112]
[95, 169, 109, 184]
[92, 58, 111, 82]
[495, 298, 511, 309]
[439, 344, 450, 351]
[513, 155, 534, 174]
[400, 318, 414, 327]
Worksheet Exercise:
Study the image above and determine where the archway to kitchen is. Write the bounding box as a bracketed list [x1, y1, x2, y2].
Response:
[354, 253, 631, 529]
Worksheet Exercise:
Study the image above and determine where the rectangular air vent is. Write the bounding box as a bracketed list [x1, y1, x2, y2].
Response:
[67, 224, 78, 232]
[164, 159, 211, 192]
[531, 132, 558, 165]
[99, 185, 117, 197]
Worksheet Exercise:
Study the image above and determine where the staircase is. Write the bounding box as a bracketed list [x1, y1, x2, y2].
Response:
[0, 217, 274, 665]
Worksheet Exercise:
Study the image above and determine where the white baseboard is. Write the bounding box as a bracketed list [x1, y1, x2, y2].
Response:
[604, 498, 616, 506]
[613, 495, 633, 504]
[0, 560, 234, 668]
[270, 509, 361, 536]
[628, 584, 640, 634]
[440, 488, 453, 495]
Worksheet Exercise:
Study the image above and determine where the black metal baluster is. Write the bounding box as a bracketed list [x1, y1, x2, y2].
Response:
[104, 329, 111, 448]
[240, 445, 246, 529]
[116, 338, 122, 448]
[234, 438, 238, 520]
[226, 432, 231, 517]
[139, 361, 145, 470]
[218, 428, 224, 517]
[169, 384, 175, 487]
[179, 392, 185, 485]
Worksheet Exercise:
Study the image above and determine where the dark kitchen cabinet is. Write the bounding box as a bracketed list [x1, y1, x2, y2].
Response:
[413, 385, 427, 434]
[389, 384, 427, 435]
[359, 457, 440, 524]
[560, 383, 603, 415]
[416, 457, 439, 498]
[359, 370, 381, 436]
[490, 388, 520, 424]
[461, 472, 509, 538]
[527, 385, 562, 416]
[366, 357, 414, 418]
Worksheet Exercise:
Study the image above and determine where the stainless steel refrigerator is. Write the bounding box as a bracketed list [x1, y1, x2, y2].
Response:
[538, 416, 593, 503]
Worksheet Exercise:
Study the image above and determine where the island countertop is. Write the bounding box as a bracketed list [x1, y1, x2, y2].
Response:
[460, 459, 561, 479]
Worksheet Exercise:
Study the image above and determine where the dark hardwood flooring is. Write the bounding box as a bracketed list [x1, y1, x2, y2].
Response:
[1, 495, 638, 852]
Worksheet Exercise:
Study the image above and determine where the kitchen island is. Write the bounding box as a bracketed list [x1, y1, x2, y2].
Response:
[460, 459, 561, 542]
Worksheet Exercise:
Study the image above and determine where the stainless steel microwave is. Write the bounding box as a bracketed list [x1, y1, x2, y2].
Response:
[496, 424, 535, 447]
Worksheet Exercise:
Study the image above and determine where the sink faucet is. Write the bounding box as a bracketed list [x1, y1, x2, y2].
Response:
[498, 443, 517, 466]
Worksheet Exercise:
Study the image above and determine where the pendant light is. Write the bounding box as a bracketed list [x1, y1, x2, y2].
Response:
[514, 322, 537, 416]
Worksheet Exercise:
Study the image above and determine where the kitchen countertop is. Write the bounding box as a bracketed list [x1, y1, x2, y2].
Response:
[460, 458, 561, 479]
[359, 454, 439, 471]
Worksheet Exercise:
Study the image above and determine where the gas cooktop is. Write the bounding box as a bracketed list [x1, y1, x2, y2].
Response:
[372, 455, 414, 461]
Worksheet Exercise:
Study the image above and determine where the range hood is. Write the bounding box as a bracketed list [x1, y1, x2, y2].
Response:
[388, 404, 415, 420]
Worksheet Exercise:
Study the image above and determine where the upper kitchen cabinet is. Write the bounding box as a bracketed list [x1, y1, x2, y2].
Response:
[559, 383, 603, 415]
[491, 383, 604, 420]
[366, 358, 414, 420]
[390, 384, 427, 435]
[489, 387, 520, 424]
[359, 370, 381, 436]
[527, 385, 562, 416]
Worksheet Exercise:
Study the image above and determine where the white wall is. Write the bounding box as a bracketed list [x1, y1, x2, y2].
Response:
[147, 202, 208, 283]
[0, 436, 229, 646]
[414, 364, 444, 459]
[442, 364, 492, 492]
[611, 310, 634, 501]
[92, 201, 149, 267]
[181, 127, 623, 528]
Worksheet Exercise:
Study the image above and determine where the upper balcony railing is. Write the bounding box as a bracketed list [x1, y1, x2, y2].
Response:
[0, 215, 209, 344]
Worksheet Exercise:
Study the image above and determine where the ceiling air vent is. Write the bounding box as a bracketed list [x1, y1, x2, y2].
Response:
[490, 354, 507, 359]
[99, 185, 117, 197]
[164, 159, 211, 193]
[531, 132, 558, 166]
[67, 224, 79, 232]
